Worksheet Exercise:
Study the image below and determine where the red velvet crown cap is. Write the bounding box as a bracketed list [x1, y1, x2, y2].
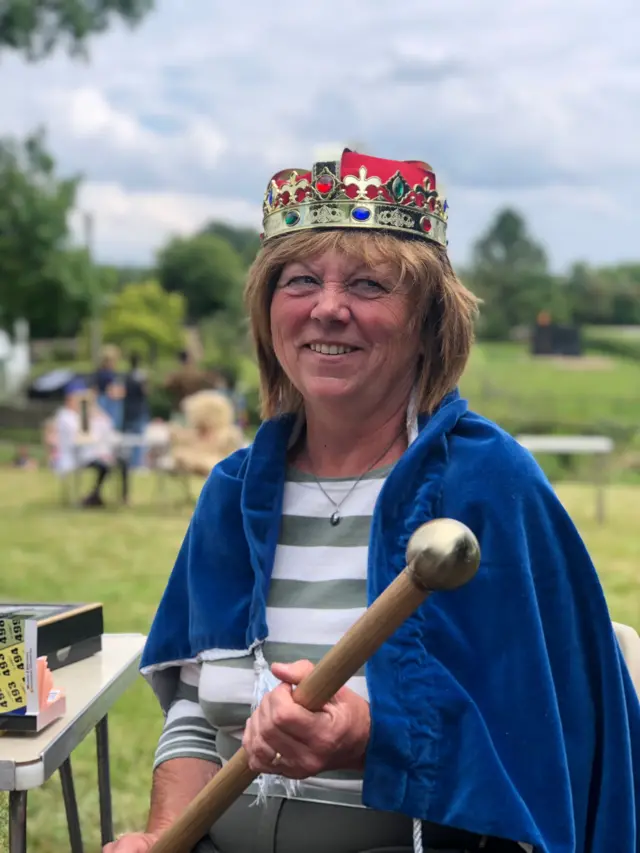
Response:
[261, 148, 448, 247]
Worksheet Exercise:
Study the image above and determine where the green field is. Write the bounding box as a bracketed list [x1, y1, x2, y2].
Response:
[460, 343, 640, 436]
[0, 466, 639, 852]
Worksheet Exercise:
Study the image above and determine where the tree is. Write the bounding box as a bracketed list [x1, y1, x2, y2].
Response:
[473, 209, 548, 275]
[101, 279, 185, 360]
[156, 233, 246, 323]
[597, 265, 640, 326]
[469, 209, 570, 339]
[565, 263, 610, 326]
[565, 262, 640, 327]
[201, 221, 261, 266]
[103, 263, 154, 289]
[0, 129, 81, 332]
[23, 247, 96, 337]
[0, 0, 157, 346]
[0, 0, 154, 60]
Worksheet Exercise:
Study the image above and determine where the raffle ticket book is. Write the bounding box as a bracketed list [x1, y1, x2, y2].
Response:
[0, 610, 66, 731]
[0, 613, 35, 717]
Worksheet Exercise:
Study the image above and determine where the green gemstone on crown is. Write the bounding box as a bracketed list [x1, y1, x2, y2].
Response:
[392, 175, 408, 200]
[284, 211, 300, 227]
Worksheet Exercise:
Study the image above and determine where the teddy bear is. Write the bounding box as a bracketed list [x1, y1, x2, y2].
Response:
[168, 389, 246, 478]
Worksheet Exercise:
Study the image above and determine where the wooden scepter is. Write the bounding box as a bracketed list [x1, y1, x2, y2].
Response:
[149, 517, 481, 853]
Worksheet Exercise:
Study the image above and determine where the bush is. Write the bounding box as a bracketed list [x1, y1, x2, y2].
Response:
[584, 330, 640, 362]
[102, 280, 187, 360]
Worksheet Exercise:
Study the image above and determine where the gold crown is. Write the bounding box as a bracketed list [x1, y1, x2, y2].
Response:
[261, 150, 448, 247]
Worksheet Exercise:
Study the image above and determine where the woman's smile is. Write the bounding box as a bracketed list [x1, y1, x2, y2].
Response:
[305, 342, 359, 356]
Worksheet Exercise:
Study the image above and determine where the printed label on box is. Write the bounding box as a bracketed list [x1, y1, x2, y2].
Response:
[0, 617, 27, 713]
[0, 615, 37, 715]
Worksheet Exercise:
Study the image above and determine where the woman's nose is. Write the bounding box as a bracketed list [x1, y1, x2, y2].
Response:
[309, 281, 350, 323]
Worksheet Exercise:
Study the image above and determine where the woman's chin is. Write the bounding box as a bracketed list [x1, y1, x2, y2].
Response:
[300, 376, 358, 403]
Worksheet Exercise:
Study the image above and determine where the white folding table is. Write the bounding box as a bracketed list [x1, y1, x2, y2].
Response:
[0, 633, 146, 852]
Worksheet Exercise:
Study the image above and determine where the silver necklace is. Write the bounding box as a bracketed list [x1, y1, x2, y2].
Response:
[308, 431, 403, 526]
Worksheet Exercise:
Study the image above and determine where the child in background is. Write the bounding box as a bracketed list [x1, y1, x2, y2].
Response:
[12, 445, 38, 470]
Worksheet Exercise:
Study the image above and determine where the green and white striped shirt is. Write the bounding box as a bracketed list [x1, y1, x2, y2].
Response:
[154, 463, 391, 806]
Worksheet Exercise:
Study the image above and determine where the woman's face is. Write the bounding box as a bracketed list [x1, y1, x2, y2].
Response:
[270, 248, 421, 414]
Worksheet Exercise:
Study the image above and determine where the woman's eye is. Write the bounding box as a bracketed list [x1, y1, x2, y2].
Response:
[350, 278, 386, 296]
[283, 275, 318, 288]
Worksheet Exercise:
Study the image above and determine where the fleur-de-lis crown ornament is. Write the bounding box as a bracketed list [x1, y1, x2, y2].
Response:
[261, 149, 448, 247]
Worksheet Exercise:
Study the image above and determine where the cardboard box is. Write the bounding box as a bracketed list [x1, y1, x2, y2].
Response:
[0, 603, 103, 672]
[0, 613, 67, 733]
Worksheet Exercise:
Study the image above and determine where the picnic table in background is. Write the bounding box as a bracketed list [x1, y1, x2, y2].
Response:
[517, 434, 614, 523]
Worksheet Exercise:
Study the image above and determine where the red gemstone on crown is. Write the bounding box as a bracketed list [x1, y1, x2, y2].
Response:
[316, 175, 334, 194]
[421, 217, 432, 232]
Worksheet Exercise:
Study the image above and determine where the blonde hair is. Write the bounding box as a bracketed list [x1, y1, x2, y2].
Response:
[244, 230, 479, 419]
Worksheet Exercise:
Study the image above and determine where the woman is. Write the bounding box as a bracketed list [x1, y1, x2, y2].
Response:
[107, 151, 639, 853]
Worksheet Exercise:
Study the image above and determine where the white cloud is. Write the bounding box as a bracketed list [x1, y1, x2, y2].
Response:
[0, 0, 638, 270]
[62, 86, 154, 153]
[69, 181, 261, 264]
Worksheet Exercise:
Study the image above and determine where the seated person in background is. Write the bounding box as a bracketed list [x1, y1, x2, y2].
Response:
[54, 379, 124, 507]
[12, 445, 38, 469]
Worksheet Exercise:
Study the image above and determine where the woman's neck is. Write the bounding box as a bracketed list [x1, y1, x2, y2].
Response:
[294, 400, 410, 478]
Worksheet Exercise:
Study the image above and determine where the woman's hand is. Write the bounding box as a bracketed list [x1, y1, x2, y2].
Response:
[242, 660, 371, 779]
[103, 831, 160, 852]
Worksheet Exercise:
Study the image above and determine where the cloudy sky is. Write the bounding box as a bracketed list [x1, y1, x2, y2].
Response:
[1, 0, 638, 272]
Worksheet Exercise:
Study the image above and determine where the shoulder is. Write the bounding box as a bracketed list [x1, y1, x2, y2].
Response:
[192, 415, 293, 524]
[440, 409, 563, 531]
[192, 445, 251, 521]
[205, 444, 251, 484]
[432, 411, 596, 592]
[447, 409, 545, 489]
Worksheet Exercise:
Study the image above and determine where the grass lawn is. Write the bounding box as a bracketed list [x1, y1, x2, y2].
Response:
[0, 466, 639, 852]
[460, 342, 640, 436]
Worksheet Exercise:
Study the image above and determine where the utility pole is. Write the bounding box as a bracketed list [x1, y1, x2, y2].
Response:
[83, 211, 102, 367]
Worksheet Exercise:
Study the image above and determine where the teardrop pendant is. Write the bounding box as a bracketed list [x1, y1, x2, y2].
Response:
[330, 510, 341, 526]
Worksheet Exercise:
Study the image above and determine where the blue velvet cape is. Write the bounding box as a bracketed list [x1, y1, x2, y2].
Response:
[141, 390, 640, 852]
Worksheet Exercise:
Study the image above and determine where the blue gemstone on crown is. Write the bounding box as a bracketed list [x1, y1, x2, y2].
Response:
[352, 207, 371, 221]
[267, 188, 274, 205]
[443, 200, 449, 212]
